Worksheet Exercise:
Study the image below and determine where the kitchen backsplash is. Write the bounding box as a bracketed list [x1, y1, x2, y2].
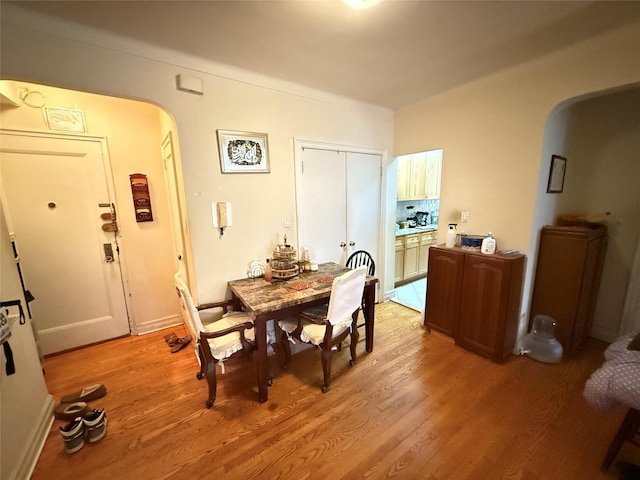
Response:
[397, 199, 440, 226]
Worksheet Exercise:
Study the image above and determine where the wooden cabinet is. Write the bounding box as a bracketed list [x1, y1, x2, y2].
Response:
[397, 151, 441, 201]
[403, 234, 420, 279]
[529, 225, 607, 356]
[424, 246, 525, 362]
[394, 237, 405, 283]
[418, 230, 438, 275]
[395, 230, 438, 285]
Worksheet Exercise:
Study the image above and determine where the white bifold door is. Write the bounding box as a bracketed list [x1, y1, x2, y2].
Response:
[297, 146, 381, 269]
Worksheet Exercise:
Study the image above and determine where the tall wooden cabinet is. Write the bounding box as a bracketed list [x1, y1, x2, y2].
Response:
[424, 246, 525, 362]
[529, 225, 607, 356]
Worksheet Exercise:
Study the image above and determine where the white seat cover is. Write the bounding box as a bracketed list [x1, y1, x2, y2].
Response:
[278, 266, 367, 346]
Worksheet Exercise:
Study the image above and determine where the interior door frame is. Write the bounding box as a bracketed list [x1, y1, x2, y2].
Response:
[293, 138, 388, 294]
[0, 128, 135, 332]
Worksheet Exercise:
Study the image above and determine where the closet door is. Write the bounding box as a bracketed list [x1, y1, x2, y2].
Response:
[298, 147, 380, 266]
[346, 152, 380, 262]
[299, 148, 347, 264]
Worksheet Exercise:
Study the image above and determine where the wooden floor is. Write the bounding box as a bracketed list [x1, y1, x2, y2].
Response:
[33, 302, 639, 480]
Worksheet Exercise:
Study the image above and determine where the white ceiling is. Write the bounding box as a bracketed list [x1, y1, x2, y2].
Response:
[6, 1, 640, 109]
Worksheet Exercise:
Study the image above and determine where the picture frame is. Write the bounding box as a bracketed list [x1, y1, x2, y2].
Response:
[216, 130, 270, 174]
[43, 107, 87, 133]
[547, 154, 567, 193]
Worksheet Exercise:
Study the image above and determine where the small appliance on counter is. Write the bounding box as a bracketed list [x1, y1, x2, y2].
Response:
[415, 211, 429, 226]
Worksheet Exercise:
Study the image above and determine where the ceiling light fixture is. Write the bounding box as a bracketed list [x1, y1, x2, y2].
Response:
[342, 0, 383, 9]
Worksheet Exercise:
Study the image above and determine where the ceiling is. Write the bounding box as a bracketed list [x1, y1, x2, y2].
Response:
[6, 1, 640, 109]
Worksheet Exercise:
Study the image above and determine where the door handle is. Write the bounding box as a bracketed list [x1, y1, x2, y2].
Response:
[340, 242, 346, 248]
[349, 241, 356, 247]
[103, 243, 114, 263]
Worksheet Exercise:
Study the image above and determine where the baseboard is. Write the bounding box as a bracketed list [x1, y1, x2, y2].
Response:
[134, 313, 182, 335]
[589, 325, 619, 344]
[10, 394, 55, 480]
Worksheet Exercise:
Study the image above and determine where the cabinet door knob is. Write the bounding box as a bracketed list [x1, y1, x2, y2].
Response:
[349, 241, 356, 247]
[340, 242, 346, 248]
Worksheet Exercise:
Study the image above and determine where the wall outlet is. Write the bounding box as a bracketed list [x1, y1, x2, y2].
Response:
[284, 216, 291, 228]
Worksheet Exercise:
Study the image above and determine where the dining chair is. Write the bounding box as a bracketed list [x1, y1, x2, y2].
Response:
[174, 272, 272, 408]
[346, 250, 375, 328]
[278, 265, 367, 393]
[346, 250, 375, 276]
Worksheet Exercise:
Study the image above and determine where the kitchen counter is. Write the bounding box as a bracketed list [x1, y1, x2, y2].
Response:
[396, 226, 438, 237]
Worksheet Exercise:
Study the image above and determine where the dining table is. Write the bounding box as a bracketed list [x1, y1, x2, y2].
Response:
[228, 262, 378, 403]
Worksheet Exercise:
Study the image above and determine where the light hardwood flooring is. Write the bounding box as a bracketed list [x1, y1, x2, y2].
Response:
[32, 302, 639, 479]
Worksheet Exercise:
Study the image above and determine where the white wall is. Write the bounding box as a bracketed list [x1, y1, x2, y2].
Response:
[394, 20, 640, 343]
[0, 204, 53, 480]
[0, 5, 395, 304]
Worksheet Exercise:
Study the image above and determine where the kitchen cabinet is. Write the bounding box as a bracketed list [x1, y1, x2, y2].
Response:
[424, 245, 525, 362]
[403, 234, 420, 279]
[418, 230, 438, 275]
[394, 237, 405, 283]
[395, 230, 438, 285]
[397, 151, 442, 201]
[529, 225, 607, 356]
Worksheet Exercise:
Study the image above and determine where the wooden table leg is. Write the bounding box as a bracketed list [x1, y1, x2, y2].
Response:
[363, 283, 376, 352]
[254, 314, 269, 403]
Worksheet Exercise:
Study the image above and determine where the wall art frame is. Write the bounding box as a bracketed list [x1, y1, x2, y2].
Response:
[547, 154, 567, 193]
[217, 130, 270, 173]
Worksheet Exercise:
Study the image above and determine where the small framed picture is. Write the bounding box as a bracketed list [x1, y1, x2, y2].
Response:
[217, 130, 270, 174]
[43, 107, 87, 133]
[547, 155, 567, 193]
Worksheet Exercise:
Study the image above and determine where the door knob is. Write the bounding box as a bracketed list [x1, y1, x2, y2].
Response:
[340, 242, 346, 248]
[349, 241, 356, 247]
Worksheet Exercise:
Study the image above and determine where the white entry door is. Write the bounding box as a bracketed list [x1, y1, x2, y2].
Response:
[297, 145, 381, 267]
[0, 131, 130, 354]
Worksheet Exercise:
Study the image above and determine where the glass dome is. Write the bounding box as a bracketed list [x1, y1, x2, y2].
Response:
[521, 315, 563, 363]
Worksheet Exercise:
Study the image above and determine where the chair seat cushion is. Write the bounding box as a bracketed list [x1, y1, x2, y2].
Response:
[278, 315, 351, 346]
[204, 312, 255, 360]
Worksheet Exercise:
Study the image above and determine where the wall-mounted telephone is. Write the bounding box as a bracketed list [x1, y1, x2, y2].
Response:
[212, 202, 232, 235]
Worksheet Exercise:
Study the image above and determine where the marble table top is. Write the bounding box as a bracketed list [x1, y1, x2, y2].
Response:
[228, 262, 376, 318]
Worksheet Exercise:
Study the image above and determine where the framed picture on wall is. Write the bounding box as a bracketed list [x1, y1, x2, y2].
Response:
[217, 130, 270, 173]
[547, 154, 567, 193]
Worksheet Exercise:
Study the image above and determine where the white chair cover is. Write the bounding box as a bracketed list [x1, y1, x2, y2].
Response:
[279, 266, 367, 346]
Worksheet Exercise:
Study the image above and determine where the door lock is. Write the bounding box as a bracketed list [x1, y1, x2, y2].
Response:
[103, 243, 114, 263]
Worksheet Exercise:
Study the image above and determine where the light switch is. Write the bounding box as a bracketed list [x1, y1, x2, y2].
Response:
[461, 211, 469, 222]
[284, 216, 292, 228]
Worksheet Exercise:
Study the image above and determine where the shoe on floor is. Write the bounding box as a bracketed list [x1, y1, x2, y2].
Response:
[83, 408, 108, 443]
[170, 335, 191, 353]
[54, 401, 91, 421]
[60, 417, 85, 454]
[60, 384, 107, 404]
